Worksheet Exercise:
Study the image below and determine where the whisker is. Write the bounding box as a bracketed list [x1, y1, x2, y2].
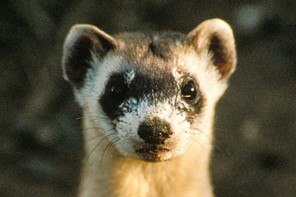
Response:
[78, 115, 109, 121]
[99, 137, 120, 172]
[85, 128, 115, 143]
[192, 127, 209, 137]
[76, 116, 83, 120]
[118, 119, 131, 125]
[99, 142, 112, 172]
[85, 132, 117, 163]
[83, 127, 99, 131]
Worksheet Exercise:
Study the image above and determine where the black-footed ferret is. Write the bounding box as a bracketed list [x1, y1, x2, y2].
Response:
[62, 18, 236, 197]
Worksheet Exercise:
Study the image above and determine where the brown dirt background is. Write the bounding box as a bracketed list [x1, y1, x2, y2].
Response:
[0, 0, 295, 196]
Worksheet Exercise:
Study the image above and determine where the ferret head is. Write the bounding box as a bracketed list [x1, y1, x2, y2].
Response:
[62, 19, 236, 162]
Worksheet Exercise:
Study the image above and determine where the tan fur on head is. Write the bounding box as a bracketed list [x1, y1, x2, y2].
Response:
[62, 18, 236, 197]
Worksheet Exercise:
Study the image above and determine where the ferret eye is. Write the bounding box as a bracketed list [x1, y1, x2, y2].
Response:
[100, 74, 129, 119]
[109, 83, 128, 103]
[181, 80, 197, 102]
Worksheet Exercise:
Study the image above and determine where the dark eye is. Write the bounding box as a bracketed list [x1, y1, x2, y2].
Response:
[181, 80, 197, 102]
[109, 83, 128, 104]
[100, 74, 129, 120]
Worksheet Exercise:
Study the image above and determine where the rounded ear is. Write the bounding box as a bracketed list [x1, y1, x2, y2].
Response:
[62, 24, 118, 89]
[187, 19, 237, 81]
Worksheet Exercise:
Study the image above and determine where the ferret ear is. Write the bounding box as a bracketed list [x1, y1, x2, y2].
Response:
[187, 19, 236, 81]
[62, 24, 118, 89]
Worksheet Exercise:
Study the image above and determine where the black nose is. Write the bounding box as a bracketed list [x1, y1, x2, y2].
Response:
[137, 118, 172, 145]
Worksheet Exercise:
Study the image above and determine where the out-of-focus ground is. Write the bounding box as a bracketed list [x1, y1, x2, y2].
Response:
[0, 1, 295, 196]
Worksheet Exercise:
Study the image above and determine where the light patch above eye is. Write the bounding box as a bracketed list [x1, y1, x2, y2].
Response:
[172, 67, 183, 81]
[124, 69, 136, 85]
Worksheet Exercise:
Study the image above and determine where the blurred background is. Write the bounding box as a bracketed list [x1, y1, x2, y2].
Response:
[0, 0, 295, 196]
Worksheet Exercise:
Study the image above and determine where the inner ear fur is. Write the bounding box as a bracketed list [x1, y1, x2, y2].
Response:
[62, 24, 118, 89]
[187, 18, 237, 81]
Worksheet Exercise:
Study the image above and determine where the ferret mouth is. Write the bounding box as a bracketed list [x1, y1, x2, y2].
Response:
[135, 145, 172, 162]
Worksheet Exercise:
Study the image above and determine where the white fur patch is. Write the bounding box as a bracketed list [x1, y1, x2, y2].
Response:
[124, 69, 135, 85]
[75, 52, 134, 105]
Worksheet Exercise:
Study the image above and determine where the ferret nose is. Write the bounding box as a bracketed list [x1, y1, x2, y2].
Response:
[138, 118, 172, 145]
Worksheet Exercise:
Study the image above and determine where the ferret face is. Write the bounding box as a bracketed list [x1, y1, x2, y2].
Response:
[63, 19, 236, 162]
[88, 49, 205, 161]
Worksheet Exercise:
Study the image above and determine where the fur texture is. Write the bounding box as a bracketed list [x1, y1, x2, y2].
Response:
[62, 18, 236, 197]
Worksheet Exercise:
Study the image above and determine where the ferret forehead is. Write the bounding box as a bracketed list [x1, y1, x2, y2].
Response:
[100, 51, 192, 93]
[130, 68, 178, 99]
[97, 51, 194, 94]
[115, 31, 185, 62]
[115, 31, 186, 46]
